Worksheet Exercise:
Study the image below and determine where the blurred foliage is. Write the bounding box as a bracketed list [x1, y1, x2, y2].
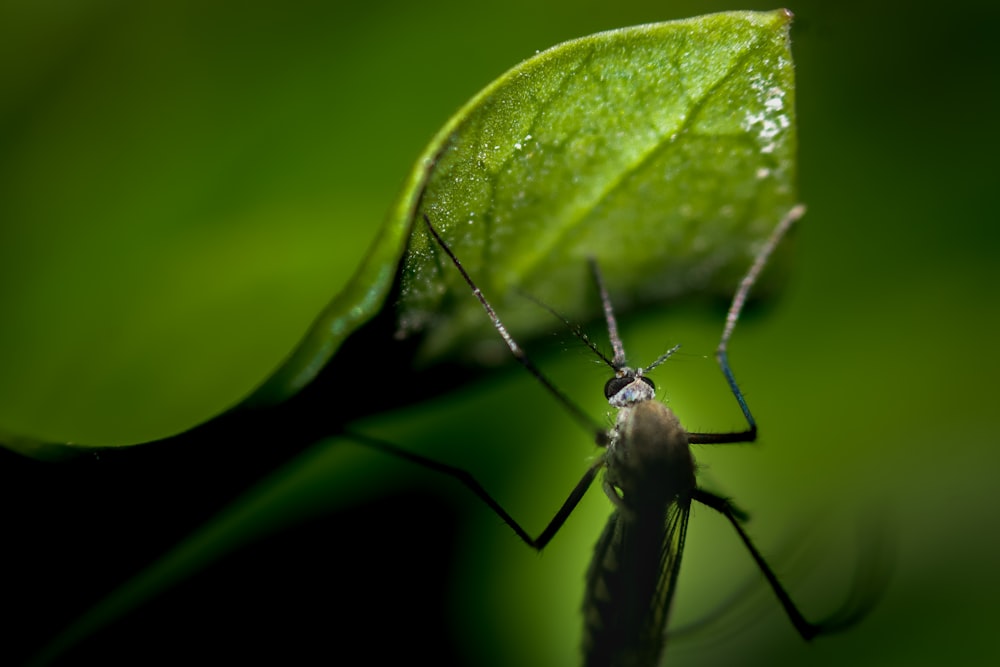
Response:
[1, 1, 998, 666]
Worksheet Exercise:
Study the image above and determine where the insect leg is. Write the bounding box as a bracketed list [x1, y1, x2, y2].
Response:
[692, 487, 824, 640]
[587, 257, 627, 369]
[689, 204, 806, 445]
[422, 215, 606, 442]
[344, 428, 603, 550]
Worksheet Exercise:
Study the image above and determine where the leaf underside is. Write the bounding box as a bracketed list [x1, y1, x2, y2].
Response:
[395, 10, 798, 366]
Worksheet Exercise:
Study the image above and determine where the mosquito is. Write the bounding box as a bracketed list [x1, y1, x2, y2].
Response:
[349, 204, 869, 666]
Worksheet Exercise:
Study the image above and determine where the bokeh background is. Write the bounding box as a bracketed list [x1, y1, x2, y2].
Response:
[1, 1, 997, 665]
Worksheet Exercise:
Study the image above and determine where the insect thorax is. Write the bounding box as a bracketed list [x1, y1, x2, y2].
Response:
[604, 399, 695, 510]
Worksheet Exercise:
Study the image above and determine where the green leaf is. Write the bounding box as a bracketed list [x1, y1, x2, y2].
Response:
[249, 8, 798, 403]
[1, 9, 796, 459]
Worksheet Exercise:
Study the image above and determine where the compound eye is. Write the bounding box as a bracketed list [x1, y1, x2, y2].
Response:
[604, 376, 631, 399]
[640, 376, 655, 391]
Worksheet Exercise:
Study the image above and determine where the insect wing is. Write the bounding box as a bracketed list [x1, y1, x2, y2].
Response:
[646, 499, 691, 663]
[583, 499, 691, 667]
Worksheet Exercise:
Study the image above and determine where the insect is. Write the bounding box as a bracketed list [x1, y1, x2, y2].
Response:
[350, 204, 867, 666]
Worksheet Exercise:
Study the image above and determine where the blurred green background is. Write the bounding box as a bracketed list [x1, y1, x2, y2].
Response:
[1, 1, 997, 665]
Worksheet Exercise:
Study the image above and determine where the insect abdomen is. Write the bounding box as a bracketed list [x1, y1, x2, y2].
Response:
[582, 503, 683, 667]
